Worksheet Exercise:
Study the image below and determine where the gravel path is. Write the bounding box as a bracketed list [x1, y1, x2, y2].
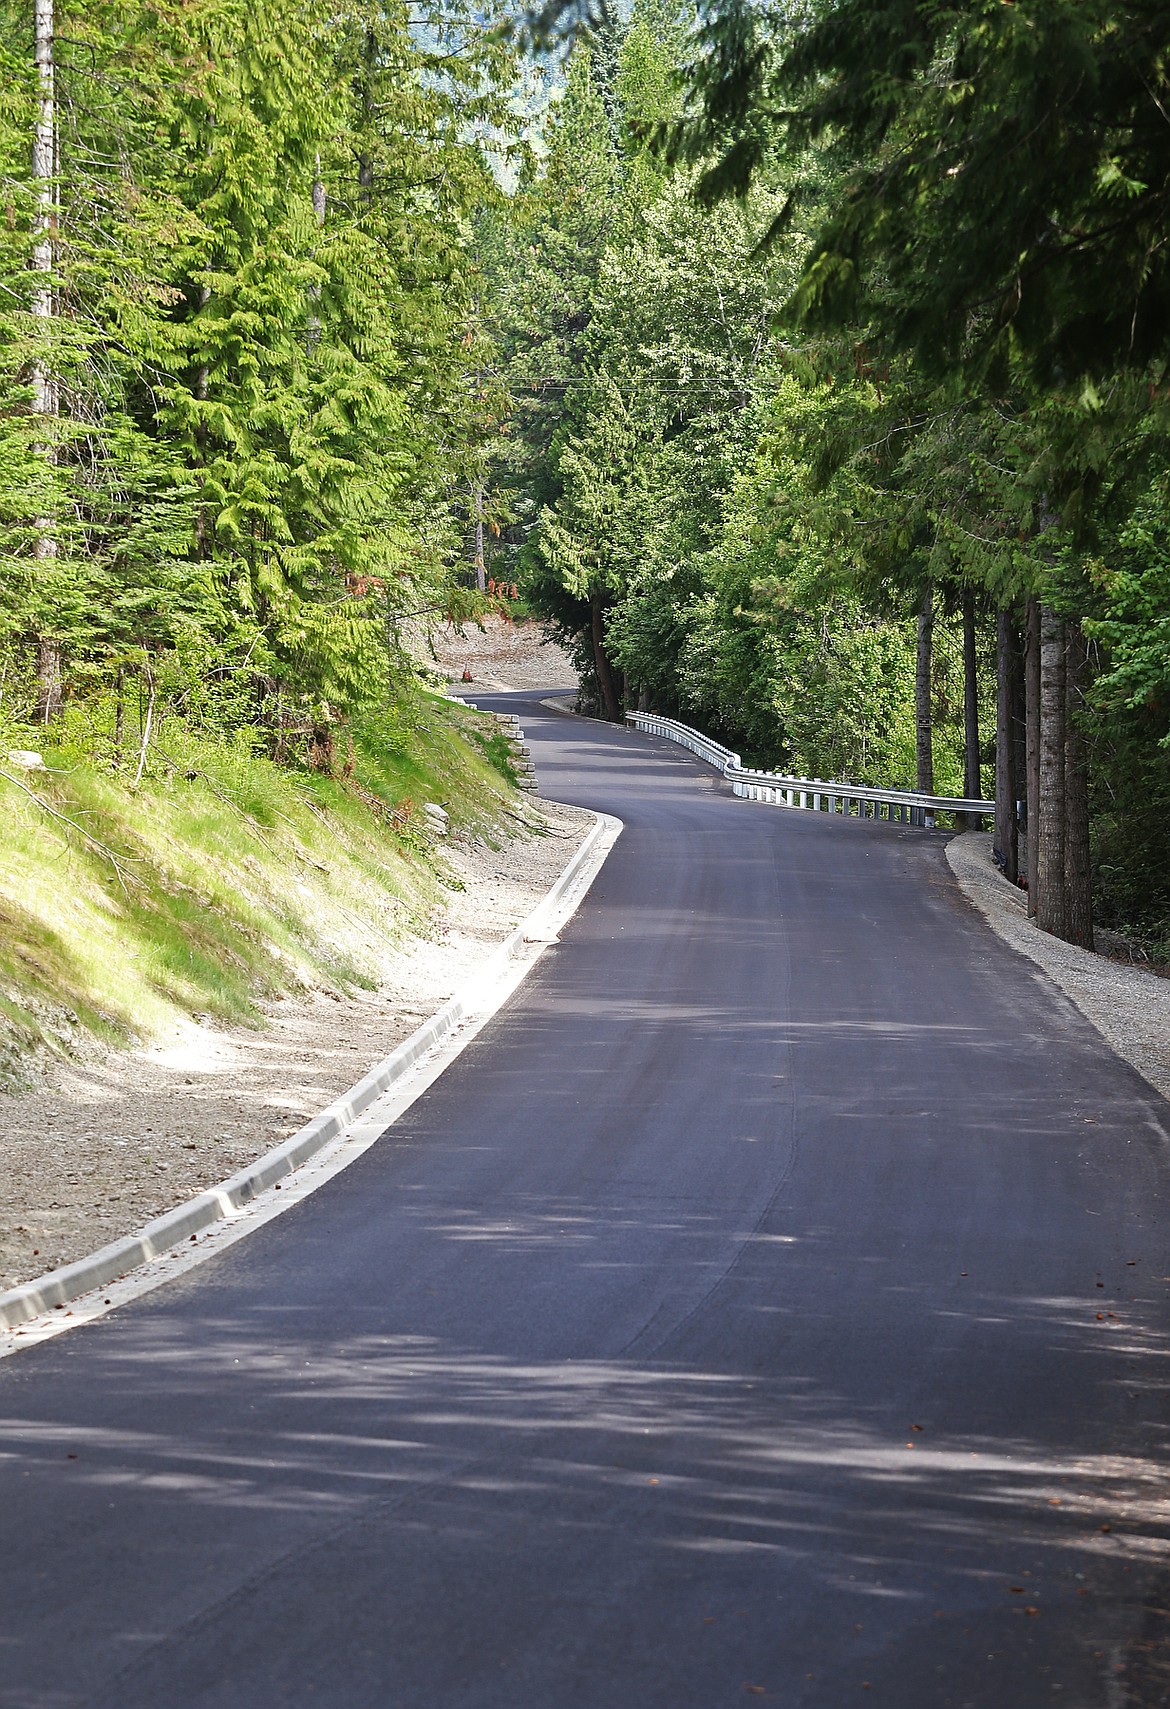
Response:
[946, 830, 1170, 1104]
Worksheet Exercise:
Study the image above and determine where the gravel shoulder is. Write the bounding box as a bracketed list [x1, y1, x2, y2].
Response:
[946, 830, 1170, 1105]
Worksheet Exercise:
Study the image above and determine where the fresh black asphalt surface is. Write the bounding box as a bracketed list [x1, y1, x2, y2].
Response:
[2, 692, 1170, 1708]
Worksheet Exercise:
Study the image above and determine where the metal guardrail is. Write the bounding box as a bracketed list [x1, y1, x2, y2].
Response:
[625, 711, 995, 827]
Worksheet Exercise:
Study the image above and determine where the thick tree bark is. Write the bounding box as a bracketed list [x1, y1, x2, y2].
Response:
[994, 609, 1019, 884]
[591, 590, 621, 721]
[962, 589, 981, 827]
[1063, 618, 1093, 948]
[1024, 597, 1041, 914]
[1036, 604, 1067, 939]
[915, 582, 934, 795]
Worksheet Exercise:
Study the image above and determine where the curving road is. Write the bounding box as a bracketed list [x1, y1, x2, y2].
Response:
[2, 692, 1170, 1708]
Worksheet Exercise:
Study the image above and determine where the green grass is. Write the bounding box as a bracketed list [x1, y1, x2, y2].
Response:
[0, 685, 527, 1085]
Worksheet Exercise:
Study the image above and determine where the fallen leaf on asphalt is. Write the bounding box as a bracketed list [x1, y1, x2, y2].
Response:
[1010, 1587, 1025, 1594]
[1024, 1607, 1039, 1617]
[910, 1423, 924, 1432]
[743, 1685, 765, 1695]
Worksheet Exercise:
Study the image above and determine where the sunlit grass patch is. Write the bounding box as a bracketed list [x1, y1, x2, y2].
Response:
[0, 685, 523, 1084]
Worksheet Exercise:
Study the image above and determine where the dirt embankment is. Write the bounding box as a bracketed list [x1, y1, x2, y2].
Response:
[408, 615, 576, 692]
[0, 623, 588, 1293]
[0, 797, 592, 1291]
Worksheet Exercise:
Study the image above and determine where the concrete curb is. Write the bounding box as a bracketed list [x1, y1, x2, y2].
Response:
[0, 808, 620, 1330]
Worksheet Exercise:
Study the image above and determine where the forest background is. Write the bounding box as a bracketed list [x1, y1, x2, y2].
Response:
[1, 0, 1168, 978]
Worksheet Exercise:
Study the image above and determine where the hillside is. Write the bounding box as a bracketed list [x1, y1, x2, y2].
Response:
[0, 688, 524, 1090]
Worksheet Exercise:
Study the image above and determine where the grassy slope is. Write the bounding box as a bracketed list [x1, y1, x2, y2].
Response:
[0, 689, 521, 1088]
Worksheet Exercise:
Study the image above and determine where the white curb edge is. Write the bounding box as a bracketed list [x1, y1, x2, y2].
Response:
[0, 807, 623, 1338]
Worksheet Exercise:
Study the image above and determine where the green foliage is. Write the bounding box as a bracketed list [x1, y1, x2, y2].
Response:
[0, 0, 521, 755]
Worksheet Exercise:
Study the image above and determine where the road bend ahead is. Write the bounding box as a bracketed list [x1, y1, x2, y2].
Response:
[2, 693, 1169, 1708]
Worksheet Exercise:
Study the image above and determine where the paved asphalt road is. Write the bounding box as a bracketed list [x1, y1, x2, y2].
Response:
[3, 692, 1170, 1709]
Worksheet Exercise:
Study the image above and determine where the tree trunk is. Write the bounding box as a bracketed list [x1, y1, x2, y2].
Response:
[591, 590, 621, 721]
[308, 722, 335, 774]
[35, 637, 61, 723]
[31, 0, 60, 721]
[1011, 621, 1027, 866]
[357, 30, 376, 205]
[1063, 618, 1093, 948]
[994, 609, 1018, 883]
[133, 664, 156, 788]
[470, 483, 485, 592]
[1036, 604, 1067, 939]
[193, 282, 212, 557]
[114, 665, 125, 766]
[31, 0, 54, 414]
[915, 582, 934, 796]
[308, 154, 324, 354]
[962, 589, 981, 827]
[1024, 597, 1041, 914]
